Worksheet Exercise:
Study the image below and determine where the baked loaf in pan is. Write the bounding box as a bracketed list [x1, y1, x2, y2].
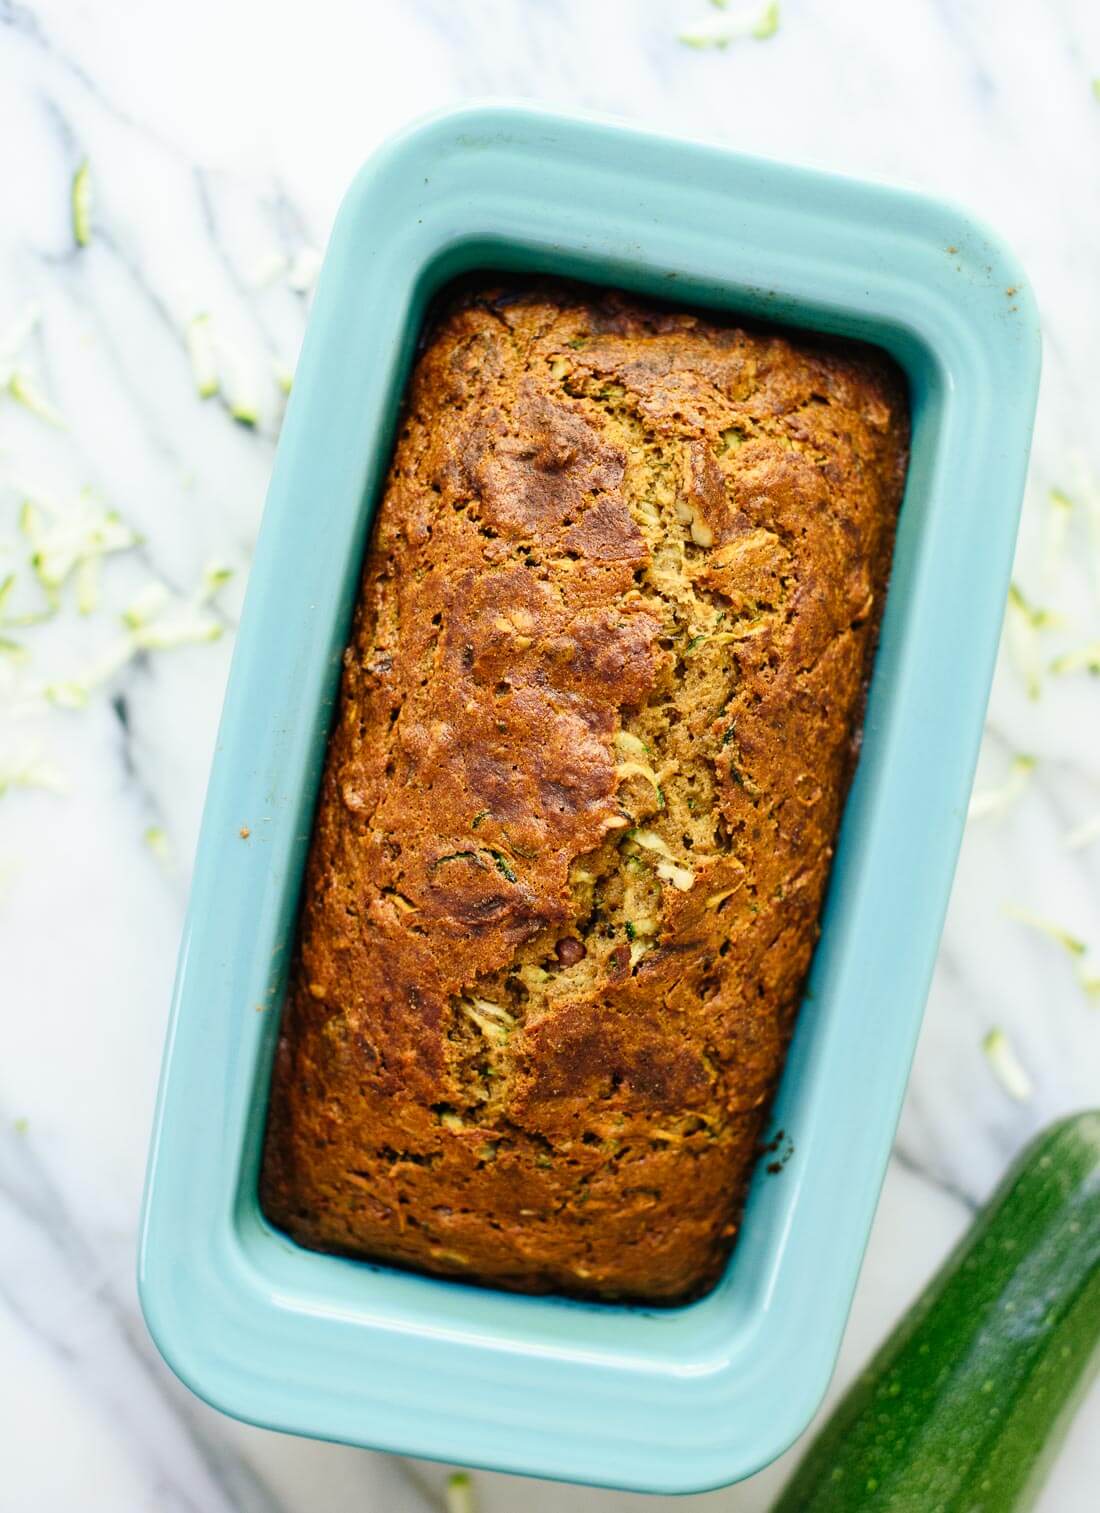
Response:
[261, 283, 909, 1303]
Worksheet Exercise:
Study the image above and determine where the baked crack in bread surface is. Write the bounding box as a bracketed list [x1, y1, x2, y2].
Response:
[260, 282, 909, 1303]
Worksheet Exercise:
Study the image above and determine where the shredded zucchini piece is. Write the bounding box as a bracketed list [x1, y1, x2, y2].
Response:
[21, 495, 139, 594]
[44, 680, 88, 709]
[272, 358, 294, 395]
[210, 332, 260, 425]
[680, 0, 780, 47]
[199, 562, 234, 601]
[0, 308, 63, 425]
[1004, 903, 1087, 957]
[967, 754, 1036, 820]
[614, 730, 650, 760]
[286, 246, 322, 294]
[628, 828, 696, 889]
[690, 515, 713, 547]
[1067, 812, 1100, 851]
[1050, 641, 1100, 677]
[0, 750, 67, 798]
[708, 621, 771, 645]
[445, 1471, 477, 1513]
[981, 1027, 1033, 1102]
[629, 938, 650, 967]
[42, 636, 137, 707]
[121, 583, 170, 629]
[1044, 486, 1073, 581]
[18, 499, 41, 537]
[123, 563, 231, 652]
[752, 1, 781, 38]
[706, 885, 740, 909]
[143, 825, 172, 866]
[468, 996, 515, 1026]
[71, 160, 92, 247]
[1005, 583, 1058, 699]
[75, 555, 99, 615]
[631, 828, 674, 859]
[185, 314, 218, 398]
[248, 249, 288, 287]
[615, 759, 662, 793]
[0, 602, 52, 629]
[7, 372, 65, 427]
[185, 307, 268, 428]
[460, 997, 514, 1041]
[131, 609, 222, 651]
[0, 304, 41, 362]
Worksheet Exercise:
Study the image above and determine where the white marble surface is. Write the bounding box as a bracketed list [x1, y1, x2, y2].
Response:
[3, 1, 1100, 1508]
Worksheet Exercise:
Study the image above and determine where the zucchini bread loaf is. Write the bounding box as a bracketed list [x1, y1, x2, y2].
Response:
[261, 283, 909, 1303]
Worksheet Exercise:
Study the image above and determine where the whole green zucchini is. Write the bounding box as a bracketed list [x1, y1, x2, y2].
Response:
[774, 1112, 1100, 1512]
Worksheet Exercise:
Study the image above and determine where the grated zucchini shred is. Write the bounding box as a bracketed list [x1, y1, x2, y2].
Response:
[286, 246, 322, 294]
[656, 858, 696, 891]
[0, 749, 67, 798]
[967, 754, 1036, 821]
[445, 1471, 477, 1513]
[460, 997, 515, 1041]
[1050, 642, 1100, 677]
[1005, 583, 1058, 699]
[185, 313, 219, 399]
[273, 358, 294, 395]
[1004, 903, 1087, 957]
[21, 495, 140, 596]
[981, 1027, 1033, 1103]
[1067, 813, 1100, 851]
[71, 160, 92, 247]
[680, 0, 780, 48]
[216, 334, 261, 426]
[143, 825, 172, 866]
[7, 372, 65, 427]
[629, 828, 696, 890]
[1044, 486, 1073, 581]
[248, 249, 288, 287]
[0, 306, 65, 428]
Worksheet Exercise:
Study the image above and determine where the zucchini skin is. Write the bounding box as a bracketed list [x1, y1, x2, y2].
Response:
[774, 1113, 1100, 1512]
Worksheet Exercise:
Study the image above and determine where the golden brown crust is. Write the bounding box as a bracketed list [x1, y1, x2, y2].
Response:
[260, 283, 909, 1303]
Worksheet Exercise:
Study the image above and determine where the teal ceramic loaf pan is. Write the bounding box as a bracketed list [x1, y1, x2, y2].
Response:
[139, 103, 1040, 1494]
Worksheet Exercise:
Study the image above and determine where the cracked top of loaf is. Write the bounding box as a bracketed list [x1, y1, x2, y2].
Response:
[260, 281, 909, 1303]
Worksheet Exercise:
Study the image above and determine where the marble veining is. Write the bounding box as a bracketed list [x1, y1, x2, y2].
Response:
[3, 0, 1099, 1508]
